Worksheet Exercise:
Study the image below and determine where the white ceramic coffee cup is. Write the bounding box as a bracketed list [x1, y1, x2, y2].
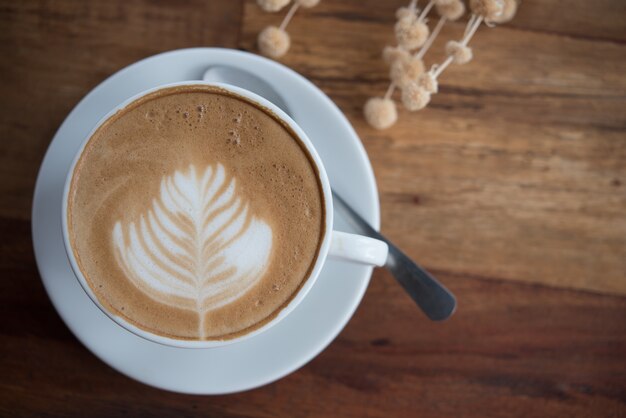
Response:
[61, 81, 388, 349]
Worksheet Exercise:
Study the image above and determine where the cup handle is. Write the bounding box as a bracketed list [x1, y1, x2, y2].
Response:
[328, 231, 388, 267]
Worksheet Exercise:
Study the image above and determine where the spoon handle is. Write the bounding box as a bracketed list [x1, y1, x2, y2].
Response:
[332, 191, 456, 321]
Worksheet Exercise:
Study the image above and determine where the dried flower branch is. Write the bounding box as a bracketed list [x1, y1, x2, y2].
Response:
[364, 0, 518, 130]
[257, 0, 320, 58]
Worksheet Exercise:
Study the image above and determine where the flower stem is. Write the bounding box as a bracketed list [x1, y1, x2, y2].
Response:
[461, 15, 483, 46]
[417, 0, 435, 22]
[464, 14, 477, 37]
[279, 3, 300, 31]
[384, 83, 396, 100]
[415, 16, 447, 60]
[433, 55, 454, 78]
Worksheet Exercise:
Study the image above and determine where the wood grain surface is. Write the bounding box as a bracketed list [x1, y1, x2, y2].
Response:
[241, 0, 626, 296]
[1, 0, 625, 417]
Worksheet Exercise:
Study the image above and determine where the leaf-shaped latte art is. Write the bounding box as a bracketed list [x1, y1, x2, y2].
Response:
[113, 164, 273, 338]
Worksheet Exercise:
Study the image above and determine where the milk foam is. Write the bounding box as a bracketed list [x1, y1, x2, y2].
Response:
[112, 163, 273, 338]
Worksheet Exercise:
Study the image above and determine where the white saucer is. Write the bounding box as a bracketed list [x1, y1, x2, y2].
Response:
[32, 48, 380, 394]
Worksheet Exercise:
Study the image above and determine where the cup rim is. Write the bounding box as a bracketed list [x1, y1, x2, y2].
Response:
[61, 81, 334, 349]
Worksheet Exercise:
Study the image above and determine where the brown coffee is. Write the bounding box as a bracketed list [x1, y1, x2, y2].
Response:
[67, 85, 325, 340]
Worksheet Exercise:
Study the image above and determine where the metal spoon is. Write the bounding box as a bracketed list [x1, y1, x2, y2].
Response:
[202, 66, 456, 321]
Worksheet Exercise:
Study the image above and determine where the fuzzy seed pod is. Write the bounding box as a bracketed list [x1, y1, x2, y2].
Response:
[446, 40, 473, 64]
[296, 0, 320, 8]
[401, 83, 431, 111]
[469, 0, 504, 21]
[436, 0, 465, 21]
[396, 6, 417, 20]
[491, 0, 517, 23]
[417, 72, 438, 94]
[390, 55, 425, 89]
[395, 17, 429, 50]
[257, 0, 291, 12]
[364, 98, 398, 129]
[382, 45, 410, 64]
[258, 26, 291, 58]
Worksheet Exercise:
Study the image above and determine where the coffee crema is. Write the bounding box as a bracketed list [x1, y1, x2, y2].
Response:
[67, 85, 325, 340]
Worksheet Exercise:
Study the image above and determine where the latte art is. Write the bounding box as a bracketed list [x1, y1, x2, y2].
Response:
[67, 85, 324, 340]
[112, 164, 273, 338]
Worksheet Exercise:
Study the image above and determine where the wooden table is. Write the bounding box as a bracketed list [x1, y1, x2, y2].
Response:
[1, 0, 625, 416]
